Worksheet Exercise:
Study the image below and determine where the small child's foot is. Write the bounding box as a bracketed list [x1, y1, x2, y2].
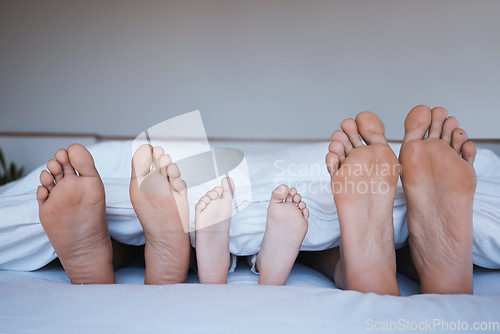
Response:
[37, 144, 114, 284]
[256, 185, 309, 285]
[195, 177, 235, 284]
[130, 144, 191, 285]
[326, 112, 400, 295]
[400, 105, 476, 294]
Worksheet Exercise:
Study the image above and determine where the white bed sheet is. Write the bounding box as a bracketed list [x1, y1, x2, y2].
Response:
[1, 264, 499, 334]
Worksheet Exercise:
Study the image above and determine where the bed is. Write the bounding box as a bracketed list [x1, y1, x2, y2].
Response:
[1, 139, 500, 333]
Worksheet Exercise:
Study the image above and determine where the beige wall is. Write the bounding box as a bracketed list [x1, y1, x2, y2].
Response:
[1, 0, 500, 141]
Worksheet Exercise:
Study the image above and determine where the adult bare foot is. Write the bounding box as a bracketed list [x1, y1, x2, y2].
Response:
[326, 112, 400, 295]
[195, 177, 234, 284]
[400, 105, 476, 294]
[37, 144, 114, 284]
[130, 144, 191, 285]
[256, 185, 309, 285]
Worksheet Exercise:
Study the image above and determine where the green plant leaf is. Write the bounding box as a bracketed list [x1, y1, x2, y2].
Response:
[0, 147, 6, 174]
[0, 147, 24, 185]
[10, 162, 16, 179]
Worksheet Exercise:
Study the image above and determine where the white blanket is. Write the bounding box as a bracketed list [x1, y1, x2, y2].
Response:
[1, 141, 500, 270]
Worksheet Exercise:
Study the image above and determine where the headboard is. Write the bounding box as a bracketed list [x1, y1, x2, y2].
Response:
[0, 131, 499, 175]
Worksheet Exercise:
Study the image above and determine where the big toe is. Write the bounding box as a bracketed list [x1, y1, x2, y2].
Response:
[221, 177, 235, 198]
[131, 144, 153, 178]
[270, 185, 289, 203]
[355, 111, 388, 145]
[67, 144, 99, 177]
[403, 105, 432, 143]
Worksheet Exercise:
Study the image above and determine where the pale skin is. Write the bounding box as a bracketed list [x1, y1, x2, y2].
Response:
[256, 185, 309, 285]
[129, 144, 191, 285]
[302, 105, 476, 295]
[194, 177, 235, 284]
[195, 182, 310, 286]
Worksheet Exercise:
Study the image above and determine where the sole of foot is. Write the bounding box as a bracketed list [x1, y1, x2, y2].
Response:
[130, 144, 191, 285]
[400, 105, 476, 294]
[326, 112, 400, 295]
[37, 144, 114, 284]
[256, 185, 309, 285]
[195, 177, 235, 284]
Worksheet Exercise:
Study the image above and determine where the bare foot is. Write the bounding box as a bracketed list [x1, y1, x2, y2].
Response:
[195, 177, 235, 284]
[326, 112, 400, 295]
[256, 185, 309, 285]
[37, 144, 114, 284]
[400, 105, 476, 294]
[130, 144, 191, 285]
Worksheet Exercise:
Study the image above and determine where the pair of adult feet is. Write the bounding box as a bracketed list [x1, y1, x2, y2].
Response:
[37, 142, 310, 285]
[37, 144, 192, 285]
[326, 105, 476, 295]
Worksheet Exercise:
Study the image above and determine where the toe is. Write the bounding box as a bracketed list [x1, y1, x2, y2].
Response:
[286, 187, 297, 202]
[213, 186, 223, 196]
[428, 107, 448, 139]
[67, 144, 100, 177]
[325, 152, 340, 175]
[131, 144, 153, 179]
[195, 200, 207, 213]
[166, 163, 181, 180]
[270, 184, 289, 203]
[158, 154, 172, 176]
[151, 146, 165, 171]
[221, 177, 235, 198]
[36, 186, 49, 205]
[171, 178, 187, 194]
[331, 130, 353, 154]
[441, 116, 460, 144]
[298, 201, 306, 210]
[55, 149, 76, 176]
[462, 141, 477, 164]
[451, 128, 468, 154]
[292, 193, 302, 204]
[355, 111, 388, 145]
[328, 140, 346, 162]
[403, 105, 432, 144]
[206, 190, 219, 200]
[47, 159, 63, 182]
[158, 154, 172, 168]
[40, 170, 55, 191]
[199, 196, 211, 205]
[341, 118, 364, 148]
[302, 208, 309, 219]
